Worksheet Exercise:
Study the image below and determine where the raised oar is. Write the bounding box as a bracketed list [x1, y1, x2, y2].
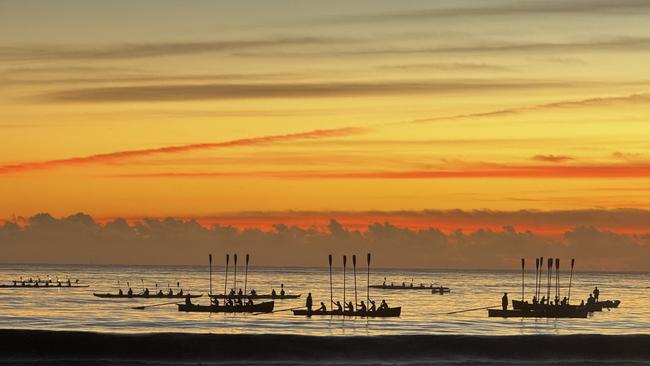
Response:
[343, 255, 347, 309]
[521, 258, 525, 302]
[367, 253, 371, 303]
[555, 258, 560, 301]
[233, 254, 238, 293]
[328, 254, 333, 311]
[534, 258, 539, 301]
[224, 254, 229, 295]
[568, 258, 575, 303]
[546, 258, 553, 301]
[132, 300, 181, 310]
[353, 254, 358, 311]
[446, 305, 500, 315]
[244, 254, 250, 296]
[209, 253, 213, 296]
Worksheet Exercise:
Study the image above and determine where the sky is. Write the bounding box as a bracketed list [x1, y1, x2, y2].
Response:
[1, 1, 650, 267]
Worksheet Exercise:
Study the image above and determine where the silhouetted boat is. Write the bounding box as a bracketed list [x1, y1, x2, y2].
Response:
[369, 284, 450, 293]
[0, 283, 89, 288]
[209, 293, 301, 300]
[292, 307, 401, 317]
[512, 299, 620, 313]
[178, 301, 274, 313]
[94, 292, 202, 299]
[488, 307, 588, 318]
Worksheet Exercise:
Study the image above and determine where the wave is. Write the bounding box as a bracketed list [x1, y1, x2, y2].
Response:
[3, 329, 650, 364]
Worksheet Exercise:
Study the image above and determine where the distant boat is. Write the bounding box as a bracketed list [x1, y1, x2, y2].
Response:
[178, 301, 274, 313]
[93, 292, 202, 299]
[369, 283, 450, 293]
[511, 299, 620, 313]
[488, 307, 588, 318]
[292, 307, 401, 318]
[0, 283, 88, 288]
[209, 293, 300, 300]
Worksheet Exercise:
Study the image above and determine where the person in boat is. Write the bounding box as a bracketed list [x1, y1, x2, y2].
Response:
[280, 284, 286, 297]
[502, 292, 508, 310]
[580, 299, 585, 306]
[383, 277, 386, 286]
[306, 293, 313, 312]
[57, 281, 62, 287]
[532, 295, 538, 305]
[185, 294, 192, 306]
[358, 300, 367, 312]
[226, 298, 234, 307]
[246, 298, 254, 306]
[378, 300, 389, 311]
[402, 282, 405, 287]
[316, 302, 327, 312]
[346, 301, 354, 313]
[561, 297, 568, 306]
[178, 289, 184, 296]
[157, 289, 164, 296]
[211, 297, 220, 306]
[587, 294, 595, 305]
[229, 288, 236, 296]
[250, 289, 257, 296]
[235, 297, 243, 306]
[540, 296, 546, 305]
[118, 289, 124, 296]
[369, 299, 376, 312]
[67, 279, 71, 286]
[335, 301, 343, 312]
[271, 288, 277, 297]
[593, 287, 600, 302]
[238, 288, 243, 296]
[554, 296, 560, 306]
[168, 288, 173, 296]
[144, 288, 150, 296]
[128, 288, 133, 296]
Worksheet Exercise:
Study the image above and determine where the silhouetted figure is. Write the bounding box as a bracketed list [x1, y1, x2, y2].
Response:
[118, 289, 123, 296]
[587, 294, 595, 305]
[178, 289, 184, 296]
[250, 289, 257, 296]
[502, 292, 508, 310]
[541, 296, 547, 305]
[317, 302, 326, 312]
[67, 279, 71, 286]
[143, 288, 150, 296]
[335, 301, 343, 312]
[346, 301, 354, 312]
[271, 289, 277, 297]
[383, 277, 386, 286]
[554, 296, 560, 306]
[379, 300, 389, 310]
[593, 287, 600, 302]
[246, 298, 254, 306]
[238, 288, 243, 296]
[127, 288, 133, 296]
[185, 294, 192, 306]
[369, 300, 376, 312]
[306, 293, 313, 312]
[532, 296, 538, 305]
[580, 300, 585, 306]
[561, 297, 568, 306]
[280, 284, 286, 297]
[358, 300, 367, 312]
[168, 288, 173, 296]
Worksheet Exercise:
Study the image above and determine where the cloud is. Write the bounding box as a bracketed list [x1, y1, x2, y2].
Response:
[0, 127, 365, 175]
[33, 79, 568, 103]
[531, 155, 574, 163]
[3, 212, 650, 270]
[0, 37, 350, 61]
[376, 62, 512, 72]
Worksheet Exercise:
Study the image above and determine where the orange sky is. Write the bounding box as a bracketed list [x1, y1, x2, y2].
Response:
[2, 1, 650, 234]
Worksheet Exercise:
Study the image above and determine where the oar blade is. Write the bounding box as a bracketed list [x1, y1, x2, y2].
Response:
[352, 255, 356, 267]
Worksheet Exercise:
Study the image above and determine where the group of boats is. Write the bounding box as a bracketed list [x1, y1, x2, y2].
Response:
[0, 278, 87, 288]
[487, 258, 621, 318]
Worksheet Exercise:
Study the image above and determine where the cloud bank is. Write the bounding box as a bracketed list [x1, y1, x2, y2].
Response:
[2, 212, 649, 271]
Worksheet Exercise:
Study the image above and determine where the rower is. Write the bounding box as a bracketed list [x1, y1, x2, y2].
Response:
[335, 301, 343, 312]
[561, 297, 568, 306]
[157, 289, 164, 296]
[185, 294, 192, 306]
[143, 288, 150, 296]
[306, 293, 313, 312]
[280, 284, 285, 297]
[246, 298, 254, 306]
[168, 288, 173, 296]
[540, 296, 546, 305]
[118, 289, 124, 296]
[127, 288, 133, 296]
[346, 301, 354, 312]
[369, 299, 376, 312]
[238, 288, 243, 296]
[532, 295, 538, 305]
[587, 294, 595, 304]
[67, 279, 71, 286]
[502, 292, 508, 310]
[383, 277, 386, 286]
[250, 289, 257, 296]
[358, 300, 367, 312]
[229, 288, 236, 296]
[378, 300, 388, 310]
[178, 289, 184, 296]
[554, 296, 560, 306]
[316, 302, 327, 312]
[211, 297, 219, 306]
[593, 287, 600, 302]
[235, 297, 243, 306]
[271, 289, 277, 297]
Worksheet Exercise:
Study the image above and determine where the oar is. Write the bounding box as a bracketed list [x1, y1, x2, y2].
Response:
[546, 258, 552, 301]
[352, 254, 358, 311]
[343, 255, 347, 310]
[568, 258, 575, 303]
[328, 254, 333, 311]
[253, 306, 305, 316]
[446, 305, 500, 315]
[233, 254, 238, 293]
[209, 254, 213, 296]
[367, 253, 371, 303]
[132, 300, 181, 310]
[244, 254, 250, 296]
[534, 258, 539, 301]
[555, 258, 560, 301]
[224, 254, 229, 295]
[521, 258, 525, 302]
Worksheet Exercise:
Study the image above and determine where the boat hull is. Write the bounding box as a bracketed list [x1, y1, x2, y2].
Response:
[292, 307, 401, 317]
[488, 308, 588, 318]
[178, 301, 274, 313]
[1, 284, 89, 288]
[209, 294, 301, 300]
[511, 300, 602, 312]
[94, 293, 202, 299]
[369, 284, 450, 292]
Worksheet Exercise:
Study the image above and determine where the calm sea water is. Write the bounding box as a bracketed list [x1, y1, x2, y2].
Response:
[0, 263, 647, 336]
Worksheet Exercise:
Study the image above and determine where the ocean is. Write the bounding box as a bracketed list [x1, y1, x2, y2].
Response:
[1, 263, 649, 364]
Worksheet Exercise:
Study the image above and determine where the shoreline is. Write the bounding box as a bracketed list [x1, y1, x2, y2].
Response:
[3, 329, 650, 364]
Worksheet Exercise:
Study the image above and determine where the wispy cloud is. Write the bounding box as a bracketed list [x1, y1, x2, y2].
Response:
[376, 62, 512, 72]
[0, 127, 365, 175]
[34, 79, 569, 103]
[531, 155, 574, 163]
[0, 37, 350, 61]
